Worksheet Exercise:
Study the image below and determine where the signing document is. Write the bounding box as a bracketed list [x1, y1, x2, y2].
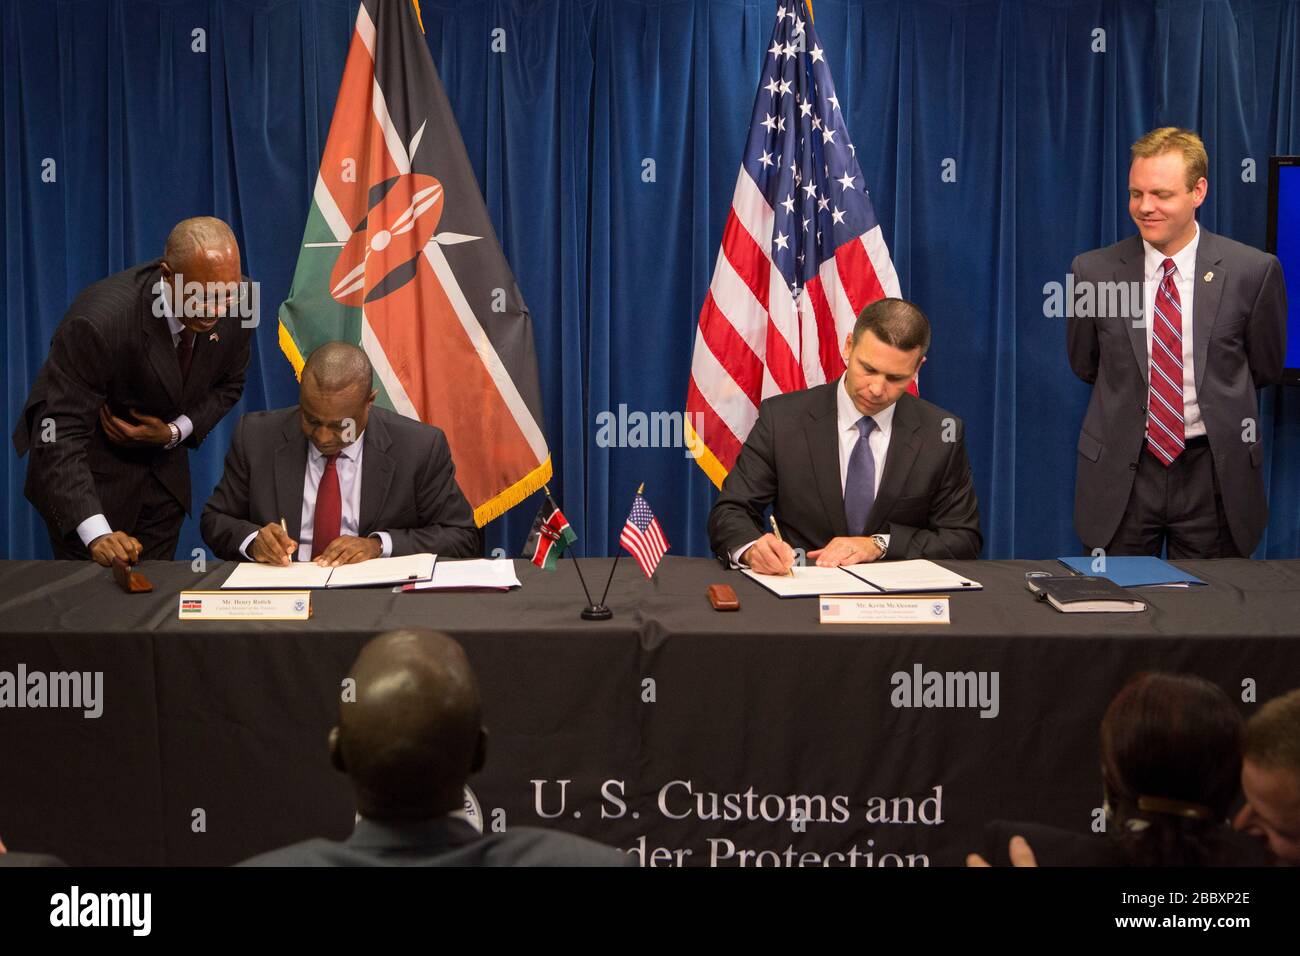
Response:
[222, 553, 436, 590]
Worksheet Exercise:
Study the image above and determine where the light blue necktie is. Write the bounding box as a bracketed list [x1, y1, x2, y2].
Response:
[844, 416, 877, 535]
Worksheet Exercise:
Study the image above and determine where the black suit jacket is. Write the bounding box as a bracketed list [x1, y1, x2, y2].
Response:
[12, 260, 252, 538]
[1067, 228, 1287, 554]
[707, 383, 982, 561]
[200, 405, 481, 560]
[238, 816, 632, 867]
[983, 819, 1272, 867]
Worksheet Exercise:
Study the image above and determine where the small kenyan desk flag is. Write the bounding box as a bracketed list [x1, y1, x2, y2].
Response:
[524, 491, 577, 570]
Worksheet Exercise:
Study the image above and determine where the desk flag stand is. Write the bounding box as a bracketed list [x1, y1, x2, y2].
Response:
[580, 485, 639, 621]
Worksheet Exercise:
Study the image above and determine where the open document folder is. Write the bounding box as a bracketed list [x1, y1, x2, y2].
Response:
[742, 559, 981, 598]
[221, 553, 436, 590]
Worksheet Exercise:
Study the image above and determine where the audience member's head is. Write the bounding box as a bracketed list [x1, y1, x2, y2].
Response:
[1234, 688, 1300, 864]
[1100, 672, 1244, 866]
[329, 629, 486, 822]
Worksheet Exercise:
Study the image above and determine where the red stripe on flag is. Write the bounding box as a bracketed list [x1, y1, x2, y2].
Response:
[698, 292, 763, 408]
[317, 31, 382, 232]
[765, 314, 807, 393]
[805, 275, 845, 382]
[834, 240, 887, 317]
[720, 211, 770, 312]
[686, 377, 744, 469]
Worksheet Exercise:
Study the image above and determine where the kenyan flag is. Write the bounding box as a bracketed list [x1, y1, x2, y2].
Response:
[523, 493, 577, 570]
[277, 0, 551, 526]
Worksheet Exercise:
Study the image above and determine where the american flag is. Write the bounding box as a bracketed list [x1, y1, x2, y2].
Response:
[686, 2, 904, 488]
[619, 493, 670, 578]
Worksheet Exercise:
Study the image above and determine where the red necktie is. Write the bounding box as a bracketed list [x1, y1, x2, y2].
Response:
[1147, 258, 1185, 466]
[312, 454, 342, 558]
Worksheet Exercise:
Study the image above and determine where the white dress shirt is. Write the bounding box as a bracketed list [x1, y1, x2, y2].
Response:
[237, 432, 392, 561]
[732, 375, 894, 566]
[1142, 223, 1204, 438]
[74, 295, 195, 548]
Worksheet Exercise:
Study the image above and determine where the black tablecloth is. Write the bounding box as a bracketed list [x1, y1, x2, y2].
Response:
[2, 556, 1298, 866]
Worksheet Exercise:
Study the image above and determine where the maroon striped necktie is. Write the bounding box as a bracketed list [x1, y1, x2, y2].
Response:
[1146, 257, 1185, 466]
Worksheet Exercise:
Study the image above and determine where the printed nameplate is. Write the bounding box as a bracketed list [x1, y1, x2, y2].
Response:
[819, 594, 950, 625]
[179, 590, 312, 621]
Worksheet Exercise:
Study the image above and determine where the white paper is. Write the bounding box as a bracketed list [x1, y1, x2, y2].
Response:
[402, 558, 521, 591]
[221, 562, 332, 590]
[741, 565, 881, 598]
[326, 553, 436, 588]
[842, 559, 981, 593]
[220, 553, 436, 590]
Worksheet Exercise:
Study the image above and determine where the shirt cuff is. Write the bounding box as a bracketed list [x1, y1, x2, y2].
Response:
[238, 530, 258, 561]
[370, 531, 393, 558]
[729, 538, 761, 569]
[76, 514, 114, 548]
[166, 414, 194, 449]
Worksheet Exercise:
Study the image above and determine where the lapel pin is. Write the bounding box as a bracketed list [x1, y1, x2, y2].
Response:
[1203, 271, 1213, 283]
[209, 332, 220, 342]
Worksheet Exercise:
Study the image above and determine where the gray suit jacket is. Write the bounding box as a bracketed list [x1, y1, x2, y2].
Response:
[1067, 228, 1287, 554]
[707, 384, 982, 561]
[200, 405, 481, 560]
[238, 816, 632, 867]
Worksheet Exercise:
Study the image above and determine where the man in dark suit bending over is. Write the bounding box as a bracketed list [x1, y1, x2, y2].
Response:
[240, 629, 629, 866]
[708, 298, 982, 575]
[201, 341, 480, 564]
[13, 216, 252, 564]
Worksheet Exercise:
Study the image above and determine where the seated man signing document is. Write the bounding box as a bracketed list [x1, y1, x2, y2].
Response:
[707, 298, 982, 575]
[201, 342, 481, 565]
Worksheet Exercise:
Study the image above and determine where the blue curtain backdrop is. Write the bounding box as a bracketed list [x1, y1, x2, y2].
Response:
[3, 0, 1298, 560]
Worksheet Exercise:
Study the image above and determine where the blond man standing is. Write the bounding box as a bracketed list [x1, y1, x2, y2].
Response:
[1067, 128, 1287, 558]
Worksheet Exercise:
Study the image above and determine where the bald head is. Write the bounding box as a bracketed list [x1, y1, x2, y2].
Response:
[162, 216, 238, 274]
[303, 342, 374, 395]
[330, 630, 485, 821]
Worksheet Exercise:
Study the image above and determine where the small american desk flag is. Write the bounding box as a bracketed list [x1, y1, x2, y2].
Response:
[686, 2, 905, 489]
[620, 492, 669, 578]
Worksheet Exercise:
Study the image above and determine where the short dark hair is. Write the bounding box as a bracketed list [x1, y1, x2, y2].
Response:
[302, 341, 374, 394]
[851, 298, 931, 355]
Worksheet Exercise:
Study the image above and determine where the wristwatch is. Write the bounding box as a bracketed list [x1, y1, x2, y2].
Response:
[871, 534, 888, 557]
[166, 422, 181, 448]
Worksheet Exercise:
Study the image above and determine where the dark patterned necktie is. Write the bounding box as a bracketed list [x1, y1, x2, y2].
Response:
[176, 329, 196, 381]
[844, 416, 878, 534]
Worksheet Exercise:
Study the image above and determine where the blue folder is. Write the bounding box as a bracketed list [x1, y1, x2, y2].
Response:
[1057, 556, 1207, 588]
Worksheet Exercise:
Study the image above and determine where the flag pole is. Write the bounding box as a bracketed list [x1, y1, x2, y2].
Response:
[597, 482, 641, 607]
[571, 553, 607, 619]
